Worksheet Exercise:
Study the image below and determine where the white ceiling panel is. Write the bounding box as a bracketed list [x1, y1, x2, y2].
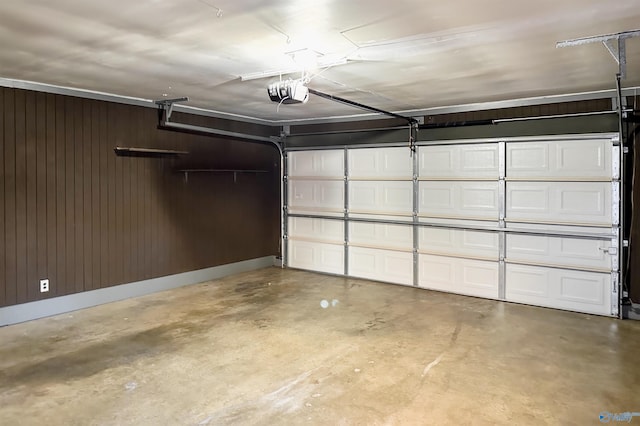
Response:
[0, 0, 638, 123]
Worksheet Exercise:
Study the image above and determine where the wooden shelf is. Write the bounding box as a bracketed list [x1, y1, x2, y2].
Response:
[177, 168, 270, 183]
[114, 147, 189, 158]
[177, 169, 269, 173]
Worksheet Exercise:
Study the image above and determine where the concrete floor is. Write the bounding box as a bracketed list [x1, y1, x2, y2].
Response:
[1, 267, 639, 425]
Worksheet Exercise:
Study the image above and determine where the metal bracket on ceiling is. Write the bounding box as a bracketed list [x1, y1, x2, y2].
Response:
[556, 29, 640, 79]
[155, 97, 189, 121]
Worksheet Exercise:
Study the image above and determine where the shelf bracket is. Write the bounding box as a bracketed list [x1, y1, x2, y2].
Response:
[155, 97, 189, 120]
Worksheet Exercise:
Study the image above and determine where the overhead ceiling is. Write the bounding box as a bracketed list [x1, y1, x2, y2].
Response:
[1, 0, 639, 124]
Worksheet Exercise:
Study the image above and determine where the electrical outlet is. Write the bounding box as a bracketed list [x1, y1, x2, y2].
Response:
[40, 279, 49, 293]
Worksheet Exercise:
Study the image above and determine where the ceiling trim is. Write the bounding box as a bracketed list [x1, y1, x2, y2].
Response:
[0, 77, 275, 126]
[1, 76, 638, 127]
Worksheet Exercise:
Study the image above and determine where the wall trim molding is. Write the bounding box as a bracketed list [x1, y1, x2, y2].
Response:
[0, 256, 276, 326]
[0, 77, 274, 126]
[2, 76, 639, 127]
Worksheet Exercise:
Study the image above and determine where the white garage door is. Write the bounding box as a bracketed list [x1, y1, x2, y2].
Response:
[285, 134, 620, 317]
[287, 150, 345, 274]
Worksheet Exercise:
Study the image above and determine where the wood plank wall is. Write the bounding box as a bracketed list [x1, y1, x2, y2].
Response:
[0, 87, 280, 308]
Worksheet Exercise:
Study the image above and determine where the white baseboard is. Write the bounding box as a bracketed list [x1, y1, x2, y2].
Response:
[0, 256, 276, 326]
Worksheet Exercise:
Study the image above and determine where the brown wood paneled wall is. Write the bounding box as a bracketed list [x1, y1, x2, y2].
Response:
[0, 87, 280, 307]
[422, 99, 613, 125]
[289, 99, 614, 134]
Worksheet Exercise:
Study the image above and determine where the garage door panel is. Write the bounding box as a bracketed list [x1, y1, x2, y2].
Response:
[420, 181, 499, 220]
[461, 145, 500, 173]
[349, 247, 413, 285]
[288, 217, 344, 243]
[508, 143, 549, 173]
[461, 186, 498, 210]
[463, 230, 499, 252]
[289, 150, 344, 177]
[508, 185, 548, 211]
[349, 223, 412, 250]
[349, 147, 412, 178]
[291, 243, 313, 265]
[559, 275, 604, 305]
[420, 185, 454, 209]
[507, 140, 611, 179]
[507, 140, 611, 178]
[420, 148, 453, 175]
[419, 144, 499, 178]
[506, 182, 611, 225]
[419, 228, 499, 259]
[556, 141, 609, 177]
[505, 265, 549, 297]
[352, 249, 375, 270]
[420, 227, 454, 246]
[560, 238, 603, 258]
[288, 180, 344, 213]
[419, 254, 498, 298]
[349, 181, 413, 215]
[288, 240, 344, 275]
[506, 264, 611, 315]
[418, 255, 454, 287]
[462, 262, 499, 291]
[383, 255, 413, 279]
[320, 248, 344, 270]
[506, 234, 611, 270]
[559, 187, 604, 214]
